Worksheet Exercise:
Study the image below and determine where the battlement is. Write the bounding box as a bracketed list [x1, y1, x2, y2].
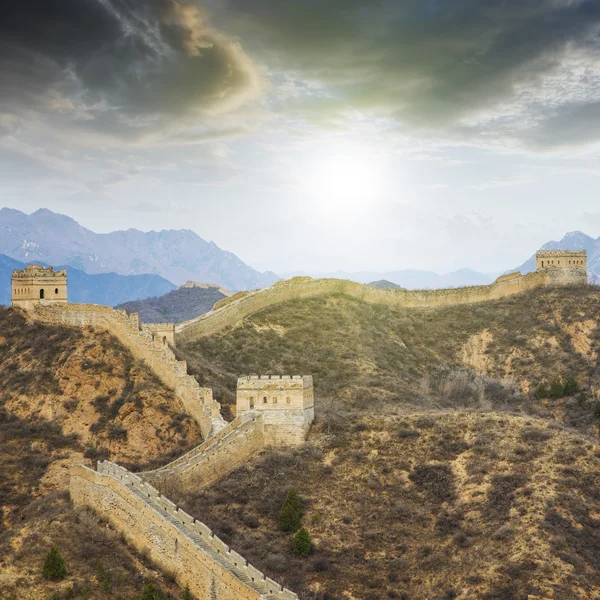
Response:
[12, 264, 67, 279]
[12, 264, 68, 310]
[536, 250, 587, 271]
[238, 374, 313, 386]
[70, 462, 298, 600]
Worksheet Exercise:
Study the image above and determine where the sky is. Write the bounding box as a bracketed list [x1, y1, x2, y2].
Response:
[3, 0, 600, 275]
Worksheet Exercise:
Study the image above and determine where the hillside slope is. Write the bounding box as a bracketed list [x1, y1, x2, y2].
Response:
[117, 285, 227, 323]
[0, 308, 201, 598]
[178, 286, 600, 435]
[171, 411, 600, 600]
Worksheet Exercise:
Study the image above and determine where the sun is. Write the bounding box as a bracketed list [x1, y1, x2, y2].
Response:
[308, 148, 383, 216]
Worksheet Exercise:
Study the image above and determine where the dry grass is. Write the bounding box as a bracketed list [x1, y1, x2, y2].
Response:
[181, 287, 600, 435]
[0, 308, 201, 599]
[169, 410, 600, 600]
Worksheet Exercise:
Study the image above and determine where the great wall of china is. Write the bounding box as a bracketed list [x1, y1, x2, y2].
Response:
[175, 261, 588, 343]
[71, 461, 298, 600]
[10, 252, 589, 599]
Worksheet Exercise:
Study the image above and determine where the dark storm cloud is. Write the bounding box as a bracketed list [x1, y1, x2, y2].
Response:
[216, 0, 600, 143]
[0, 0, 261, 141]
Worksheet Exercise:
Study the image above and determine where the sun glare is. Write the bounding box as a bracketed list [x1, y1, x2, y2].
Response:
[308, 148, 383, 216]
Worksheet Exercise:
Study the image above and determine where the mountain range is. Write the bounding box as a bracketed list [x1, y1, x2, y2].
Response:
[0, 209, 279, 291]
[0, 254, 175, 306]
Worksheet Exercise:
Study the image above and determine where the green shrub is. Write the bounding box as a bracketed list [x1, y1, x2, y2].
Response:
[594, 400, 600, 419]
[292, 527, 312, 556]
[141, 582, 168, 600]
[43, 545, 67, 580]
[278, 488, 304, 533]
[578, 391, 588, 405]
[533, 383, 548, 400]
[564, 378, 580, 396]
[548, 376, 565, 399]
[183, 585, 193, 600]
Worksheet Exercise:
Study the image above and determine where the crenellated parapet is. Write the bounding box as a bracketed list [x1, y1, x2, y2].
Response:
[12, 264, 68, 310]
[70, 461, 298, 600]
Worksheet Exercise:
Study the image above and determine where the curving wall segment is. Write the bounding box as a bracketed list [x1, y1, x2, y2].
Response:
[175, 269, 587, 343]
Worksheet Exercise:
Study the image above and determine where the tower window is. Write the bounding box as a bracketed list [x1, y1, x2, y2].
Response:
[39, 289, 44, 299]
[263, 396, 268, 404]
[273, 397, 278, 404]
[55, 288, 59, 294]
[249, 397, 254, 409]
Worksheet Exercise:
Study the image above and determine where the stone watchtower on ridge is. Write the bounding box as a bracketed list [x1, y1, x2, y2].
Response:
[536, 250, 587, 271]
[12, 264, 68, 311]
[236, 375, 314, 446]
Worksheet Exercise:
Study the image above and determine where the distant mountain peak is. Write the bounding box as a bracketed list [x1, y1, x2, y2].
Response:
[0, 207, 280, 291]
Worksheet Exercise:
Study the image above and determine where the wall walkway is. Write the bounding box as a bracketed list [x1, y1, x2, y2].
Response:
[142, 413, 265, 489]
[71, 462, 297, 600]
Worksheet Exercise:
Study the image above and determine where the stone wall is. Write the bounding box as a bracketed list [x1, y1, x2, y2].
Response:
[536, 250, 587, 271]
[142, 413, 266, 489]
[70, 462, 297, 600]
[31, 303, 226, 438]
[176, 268, 588, 343]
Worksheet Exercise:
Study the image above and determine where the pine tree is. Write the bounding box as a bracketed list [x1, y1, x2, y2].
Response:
[564, 377, 580, 396]
[534, 383, 548, 400]
[548, 376, 565, 399]
[278, 488, 304, 533]
[292, 528, 312, 556]
[42, 545, 67, 581]
[141, 583, 167, 600]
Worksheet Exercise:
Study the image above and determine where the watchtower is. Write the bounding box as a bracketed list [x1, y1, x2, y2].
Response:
[536, 250, 586, 271]
[236, 375, 314, 446]
[12, 264, 68, 311]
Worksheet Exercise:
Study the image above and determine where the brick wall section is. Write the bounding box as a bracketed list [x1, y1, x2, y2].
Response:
[31, 303, 226, 438]
[70, 462, 298, 600]
[176, 268, 588, 342]
[142, 413, 266, 489]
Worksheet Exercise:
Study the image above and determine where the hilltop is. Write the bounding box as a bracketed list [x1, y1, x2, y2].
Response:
[0, 308, 201, 598]
[117, 284, 228, 323]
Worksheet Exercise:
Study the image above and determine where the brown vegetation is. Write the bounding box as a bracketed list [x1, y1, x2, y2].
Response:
[169, 409, 600, 600]
[0, 307, 201, 599]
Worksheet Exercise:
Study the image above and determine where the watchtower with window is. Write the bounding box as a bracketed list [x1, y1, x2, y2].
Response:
[236, 375, 314, 446]
[11, 264, 68, 311]
[536, 250, 587, 272]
